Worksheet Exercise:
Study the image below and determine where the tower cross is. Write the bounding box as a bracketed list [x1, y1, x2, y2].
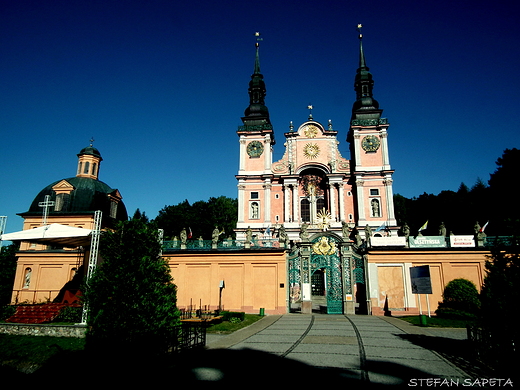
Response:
[38, 195, 55, 226]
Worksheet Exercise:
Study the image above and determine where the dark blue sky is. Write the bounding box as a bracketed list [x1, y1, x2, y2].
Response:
[1, 0, 519, 234]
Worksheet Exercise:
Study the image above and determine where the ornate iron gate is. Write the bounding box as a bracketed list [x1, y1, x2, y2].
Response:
[288, 233, 362, 314]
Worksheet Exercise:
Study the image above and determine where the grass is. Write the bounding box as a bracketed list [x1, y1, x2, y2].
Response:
[206, 314, 264, 334]
[0, 314, 265, 376]
[396, 315, 477, 328]
[0, 334, 85, 374]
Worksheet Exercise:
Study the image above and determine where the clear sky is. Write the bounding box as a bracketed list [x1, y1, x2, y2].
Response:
[1, 0, 519, 234]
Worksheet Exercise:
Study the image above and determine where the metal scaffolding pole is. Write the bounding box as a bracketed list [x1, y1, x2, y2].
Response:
[0, 216, 7, 252]
[81, 210, 102, 324]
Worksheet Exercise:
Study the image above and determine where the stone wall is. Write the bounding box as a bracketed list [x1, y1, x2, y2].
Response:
[0, 323, 86, 338]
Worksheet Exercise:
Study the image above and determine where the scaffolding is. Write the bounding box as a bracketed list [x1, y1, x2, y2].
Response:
[81, 210, 102, 324]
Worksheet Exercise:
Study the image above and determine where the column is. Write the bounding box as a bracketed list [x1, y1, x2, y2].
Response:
[292, 185, 299, 222]
[284, 184, 290, 222]
[239, 137, 246, 171]
[329, 183, 337, 221]
[237, 184, 245, 223]
[338, 184, 345, 222]
[264, 180, 271, 223]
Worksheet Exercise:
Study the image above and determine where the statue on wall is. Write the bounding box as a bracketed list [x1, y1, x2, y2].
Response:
[299, 223, 309, 242]
[245, 226, 253, 244]
[364, 224, 372, 246]
[279, 224, 288, 247]
[402, 223, 410, 239]
[438, 222, 446, 237]
[180, 228, 187, 244]
[371, 198, 380, 217]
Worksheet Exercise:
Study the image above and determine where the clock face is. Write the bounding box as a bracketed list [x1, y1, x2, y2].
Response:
[303, 143, 320, 159]
[247, 141, 264, 157]
[302, 124, 319, 138]
[361, 135, 380, 152]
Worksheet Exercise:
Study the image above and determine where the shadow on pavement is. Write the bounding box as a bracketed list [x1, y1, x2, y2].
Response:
[9, 344, 487, 387]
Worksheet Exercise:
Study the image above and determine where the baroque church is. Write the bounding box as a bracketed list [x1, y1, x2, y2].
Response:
[235, 31, 396, 243]
[2, 29, 488, 318]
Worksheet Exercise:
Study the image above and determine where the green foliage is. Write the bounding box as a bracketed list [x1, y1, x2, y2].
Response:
[83, 219, 180, 356]
[480, 244, 520, 336]
[155, 196, 238, 240]
[436, 278, 480, 318]
[393, 148, 520, 236]
[221, 311, 245, 322]
[53, 306, 82, 323]
[0, 334, 85, 374]
[0, 244, 19, 306]
[435, 278, 480, 319]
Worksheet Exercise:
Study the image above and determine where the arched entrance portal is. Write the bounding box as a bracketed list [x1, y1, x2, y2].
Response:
[288, 232, 365, 314]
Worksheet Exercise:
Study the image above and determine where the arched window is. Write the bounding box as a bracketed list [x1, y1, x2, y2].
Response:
[84, 161, 90, 174]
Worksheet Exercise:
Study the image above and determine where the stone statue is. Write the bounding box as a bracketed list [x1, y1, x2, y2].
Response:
[402, 223, 410, 239]
[279, 224, 288, 247]
[342, 221, 350, 238]
[474, 221, 481, 235]
[180, 228, 187, 244]
[245, 226, 253, 244]
[299, 223, 309, 242]
[438, 222, 446, 237]
[212, 226, 221, 244]
[364, 224, 372, 246]
[371, 199, 380, 217]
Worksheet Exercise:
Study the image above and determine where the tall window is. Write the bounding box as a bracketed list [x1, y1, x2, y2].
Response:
[300, 199, 310, 222]
[84, 161, 90, 174]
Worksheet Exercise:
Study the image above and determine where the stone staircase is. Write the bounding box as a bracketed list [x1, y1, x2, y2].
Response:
[5, 303, 68, 324]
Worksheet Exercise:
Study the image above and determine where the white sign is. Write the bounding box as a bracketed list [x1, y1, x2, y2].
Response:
[371, 236, 407, 247]
[449, 235, 475, 247]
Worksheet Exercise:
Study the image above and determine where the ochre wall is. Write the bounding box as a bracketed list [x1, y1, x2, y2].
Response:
[367, 249, 487, 315]
[164, 250, 287, 315]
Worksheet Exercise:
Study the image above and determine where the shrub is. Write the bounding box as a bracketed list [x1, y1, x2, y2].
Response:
[436, 278, 480, 318]
[221, 311, 245, 322]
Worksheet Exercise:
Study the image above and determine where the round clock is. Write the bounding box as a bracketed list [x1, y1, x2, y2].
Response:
[303, 143, 320, 159]
[303, 124, 319, 138]
[247, 141, 264, 157]
[361, 135, 380, 152]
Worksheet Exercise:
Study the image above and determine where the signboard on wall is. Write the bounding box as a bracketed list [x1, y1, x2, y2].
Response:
[449, 235, 475, 247]
[409, 236, 447, 248]
[371, 236, 407, 247]
[410, 265, 432, 294]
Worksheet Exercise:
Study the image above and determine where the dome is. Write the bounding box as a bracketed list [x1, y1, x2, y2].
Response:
[78, 146, 102, 160]
[19, 176, 128, 224]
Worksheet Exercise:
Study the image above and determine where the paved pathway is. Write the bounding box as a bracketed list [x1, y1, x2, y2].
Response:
[195, 314, 472, 386]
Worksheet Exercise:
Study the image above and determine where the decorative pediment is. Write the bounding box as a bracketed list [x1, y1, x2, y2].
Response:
[108, 189, 123, 202]
[52, 180, 74, 195]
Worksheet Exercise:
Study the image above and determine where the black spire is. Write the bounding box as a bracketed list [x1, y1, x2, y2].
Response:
[238, 33, 274, 141]
[351, 25, 382, 120]
[243, 32, 270, 120]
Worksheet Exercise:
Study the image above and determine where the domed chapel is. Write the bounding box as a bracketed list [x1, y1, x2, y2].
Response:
[9, 143, 127, 304]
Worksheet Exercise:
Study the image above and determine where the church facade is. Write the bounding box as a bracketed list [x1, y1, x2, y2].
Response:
[235, 33, 396, 243]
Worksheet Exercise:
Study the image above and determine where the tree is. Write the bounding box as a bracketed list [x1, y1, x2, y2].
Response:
[480, 243, 520, 372]
[83, 219, 180, 357]
[0, 244, 18, 307]
[131, 208, 149, 223]
[488, 148, 520, 235]
[155, 196, 237, 240]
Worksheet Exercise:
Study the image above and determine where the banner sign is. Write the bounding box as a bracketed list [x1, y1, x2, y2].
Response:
[409, 236, 447, 248]
[449, 235, 475, 247]
[371, 236, 407, 247]
[410, 265, 432, 294]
